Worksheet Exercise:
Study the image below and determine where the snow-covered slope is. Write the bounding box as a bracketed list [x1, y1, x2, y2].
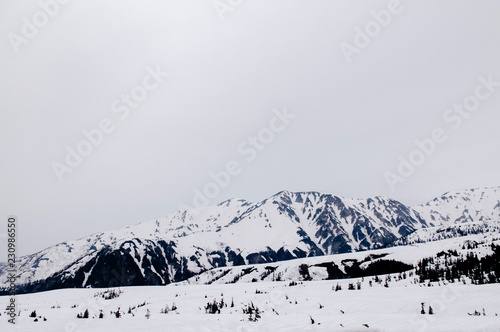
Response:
[181, 232, 499, 286]
[1, 187, 499, 294]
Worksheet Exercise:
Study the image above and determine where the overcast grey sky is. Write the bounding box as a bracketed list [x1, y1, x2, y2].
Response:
[1, 0, 499, 258]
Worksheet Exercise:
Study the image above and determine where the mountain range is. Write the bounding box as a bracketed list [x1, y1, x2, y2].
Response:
[1, 186, 499, 294]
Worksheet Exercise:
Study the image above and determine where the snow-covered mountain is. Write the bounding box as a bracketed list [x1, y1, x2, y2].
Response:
[1, 187, 499, 294]
[414, 187, 500, 225]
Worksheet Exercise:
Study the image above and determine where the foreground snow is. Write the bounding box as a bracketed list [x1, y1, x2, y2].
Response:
[1, 276, 499, 332]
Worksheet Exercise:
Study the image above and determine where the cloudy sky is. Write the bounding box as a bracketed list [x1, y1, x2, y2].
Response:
[1, 0, 499, 258]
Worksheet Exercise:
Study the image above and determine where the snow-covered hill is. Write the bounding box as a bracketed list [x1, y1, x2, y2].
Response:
[181, 232, 499, 286]
[1, 187, 499, 294]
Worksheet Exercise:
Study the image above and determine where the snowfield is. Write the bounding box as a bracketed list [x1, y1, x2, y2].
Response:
[1, 277, 499, 332]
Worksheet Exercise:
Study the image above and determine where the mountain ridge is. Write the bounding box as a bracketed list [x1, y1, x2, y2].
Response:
[2, 186, 499, 294]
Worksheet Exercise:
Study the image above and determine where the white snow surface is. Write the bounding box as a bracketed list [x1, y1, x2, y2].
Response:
[2, 283, 500, 332]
